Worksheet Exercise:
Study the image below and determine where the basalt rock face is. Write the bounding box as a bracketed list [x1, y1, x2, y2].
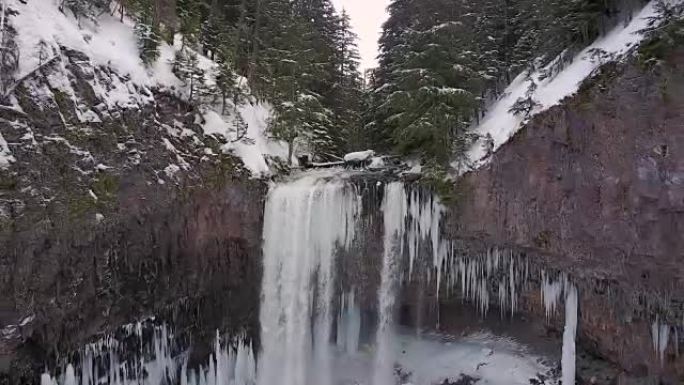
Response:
[450, 53, 684, 382]
[0, 46, 266, 383]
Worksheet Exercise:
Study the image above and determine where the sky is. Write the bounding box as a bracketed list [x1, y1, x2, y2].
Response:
[331, 0, 391, 71]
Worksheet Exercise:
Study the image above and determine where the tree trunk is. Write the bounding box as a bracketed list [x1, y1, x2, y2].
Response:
[248, 0, 262, 85]
[287, 138, 294, 165]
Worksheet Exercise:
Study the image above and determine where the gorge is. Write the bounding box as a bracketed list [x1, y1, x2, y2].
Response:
[1, 0, 683, 384]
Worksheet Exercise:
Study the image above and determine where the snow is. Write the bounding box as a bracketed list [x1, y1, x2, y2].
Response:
[201, 104, 291, 177]
[392, 332, 551, 385]
[4, 0, 284, 175]
[344, 150, 375, 163]
[19, 315, 34, 326]
[164, 164, 181, 179]
[463, 1, 660, 171]
[7, 0, 184, 114]
[0, 131, 14, 169]
[8, 0, 181, 87]
[11, 0, 131, 82]
[368, 156, 386, 169]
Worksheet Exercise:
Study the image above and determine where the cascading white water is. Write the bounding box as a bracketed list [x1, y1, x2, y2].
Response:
[258, 174, 361, 385]
[372, 182, 407, 385]
[561, 285, 578, 385]
[40, 174, 569, 385]
[336, 290, 361, 355]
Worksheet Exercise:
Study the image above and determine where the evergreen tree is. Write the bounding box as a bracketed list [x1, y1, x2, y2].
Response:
[369, 0, 647, 164]
[59, 0, 111, 24]
[133, 0, 162, 65]
[0, 4, 19, 98]
[177, 0, 202, 47]
[331, 10, 364, 153]
[172, 48, 205, 102]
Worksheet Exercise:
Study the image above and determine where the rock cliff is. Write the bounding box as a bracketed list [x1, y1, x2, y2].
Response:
[449, 51, 684, 383]
[0, 45, 265, 382]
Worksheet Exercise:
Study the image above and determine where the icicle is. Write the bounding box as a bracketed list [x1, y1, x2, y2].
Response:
[561, 285, 578, 385]
[659, 323, 670, 365]
[509, 256, 516, 316]
[40, 372, 55, 385]
[541, 271, 564, 319]
[64, 365, 77, 385]
[652, 317, 670, 365]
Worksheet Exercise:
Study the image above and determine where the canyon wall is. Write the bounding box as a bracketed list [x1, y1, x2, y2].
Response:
[0, 46, 266, 383]
[449, 52, 684, 383]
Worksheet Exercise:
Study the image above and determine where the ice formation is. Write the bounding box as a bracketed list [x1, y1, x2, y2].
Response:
[541, 271, 568, 319]
[561, 285, 578, 385]
[37, 175, 569, 385]
[651, 316, 671, 365]
[38, 323, 255, 385]
[336, 291, 362, 355]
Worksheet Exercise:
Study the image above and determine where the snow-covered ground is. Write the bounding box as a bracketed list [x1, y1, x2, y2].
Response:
[2, 0, 287, 176]
[462, 0, 660, 172]
[202, 105, 290, 176]
[330, 331, 554, 385]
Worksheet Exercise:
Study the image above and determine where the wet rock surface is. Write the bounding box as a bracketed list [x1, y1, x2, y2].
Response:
[450, 53, 684, 382]
[0, 46, 266, 383]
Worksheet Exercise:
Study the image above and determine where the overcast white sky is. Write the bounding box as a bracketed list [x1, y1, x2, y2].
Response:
[331, 0, 391, 71]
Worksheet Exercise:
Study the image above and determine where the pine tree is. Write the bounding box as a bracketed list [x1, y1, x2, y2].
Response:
[134, 0, 162, 65]
[0, 4, 19, 98]
[59, 0, 111, 24]
[369, 0, 644, 164]
[330, 9, 364, 153]
[172, 48, 205, 102]
[177, 0, 202, 47]
[260, 2, 337, 162]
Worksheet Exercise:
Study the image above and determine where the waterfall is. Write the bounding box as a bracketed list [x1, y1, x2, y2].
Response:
[39, 173, 570, 385]
[336, 290, 361, 355]
[372, 182, 407, 385]
[561, 285, 578, 385]
[258, 174, 361, 385]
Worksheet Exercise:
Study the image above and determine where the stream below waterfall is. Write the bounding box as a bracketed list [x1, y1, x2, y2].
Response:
[40, 170, 576, 385]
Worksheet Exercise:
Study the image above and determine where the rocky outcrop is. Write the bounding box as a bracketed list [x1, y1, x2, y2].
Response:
[450, 52, 684, 382]
[0, 46, 266, 383]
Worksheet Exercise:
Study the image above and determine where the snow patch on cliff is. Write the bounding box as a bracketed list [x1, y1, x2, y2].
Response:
[202, 104, 290, 177]
[5, 0, 286, 176]
[0, 131, 14, 168]
[463, 0, 659, 172]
